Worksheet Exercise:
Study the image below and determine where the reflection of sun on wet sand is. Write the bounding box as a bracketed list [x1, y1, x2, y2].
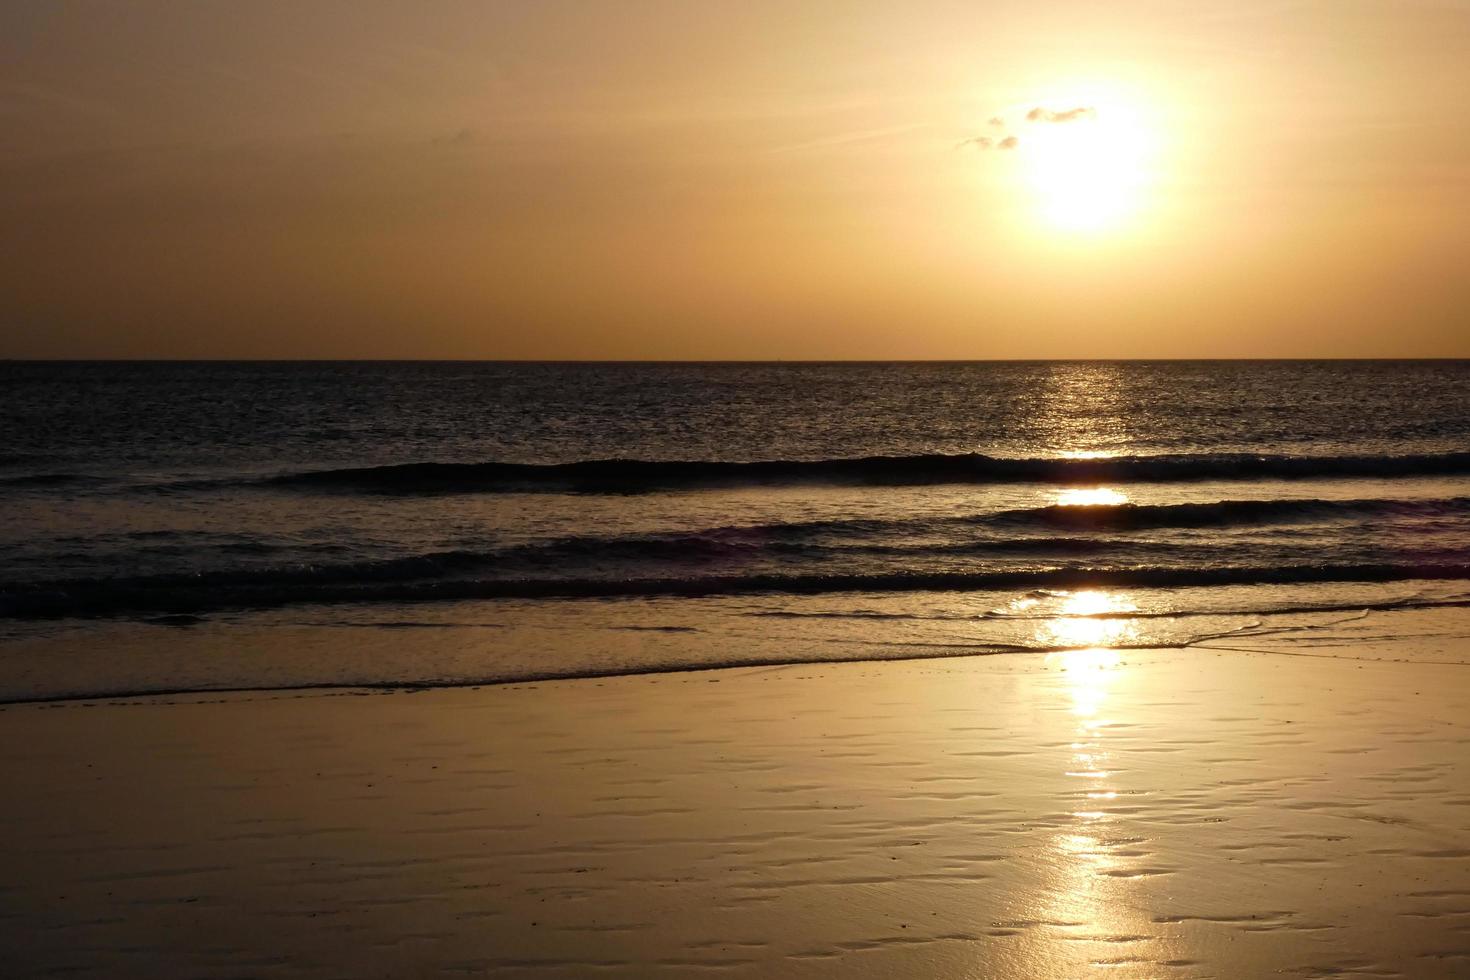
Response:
[1019, 587, 1149, 970]
[1027, 642, 1161, 974]
[6, 616, 1470, 978]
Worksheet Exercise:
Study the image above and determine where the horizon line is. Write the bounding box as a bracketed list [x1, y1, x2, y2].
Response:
[6, 356, 1470, 365]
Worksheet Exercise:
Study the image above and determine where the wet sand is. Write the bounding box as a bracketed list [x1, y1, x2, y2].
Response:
[3, 646, 1470, 978]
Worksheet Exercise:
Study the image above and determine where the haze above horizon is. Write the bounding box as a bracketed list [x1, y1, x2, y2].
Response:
[4, 1, 1469, 359]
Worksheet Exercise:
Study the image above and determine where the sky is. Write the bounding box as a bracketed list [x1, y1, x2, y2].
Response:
[3, 0, 1469, 359]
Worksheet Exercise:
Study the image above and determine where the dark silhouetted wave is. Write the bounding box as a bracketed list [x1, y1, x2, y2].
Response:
[0, 472, 105, 489]
[486, 494, 1469, 544]
[263, 451, 1470, 494]
[989, 496, 1470, 530]
[5, 489, 1470, 618]
[5, 562, 1470, 620]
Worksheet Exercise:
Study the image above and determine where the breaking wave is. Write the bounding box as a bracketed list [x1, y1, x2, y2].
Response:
[263, 451, 1470, 494]
[5, 562, 1470, 619]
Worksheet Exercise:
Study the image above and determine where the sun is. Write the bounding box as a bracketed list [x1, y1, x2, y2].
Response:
[1016, 88, 1159, 235]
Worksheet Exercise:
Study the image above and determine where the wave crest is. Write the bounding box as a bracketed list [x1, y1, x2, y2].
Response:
[265, 451, 1470, 494]
[6, 563, 1470, 619]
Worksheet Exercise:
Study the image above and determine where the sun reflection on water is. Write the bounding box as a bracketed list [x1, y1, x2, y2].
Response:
[1056, 449, 1118, 460]
[1055, 486, 1129, 507]
[1040, 590, 1140, 652]
[996, 364, 1159, 965]
[1034, 363, 1132, 458]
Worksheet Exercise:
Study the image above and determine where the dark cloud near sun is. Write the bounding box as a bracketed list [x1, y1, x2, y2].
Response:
[961, 105, 1093, 153]
[1026, 106, 1094, 123]
[958, 132, 1019, 151]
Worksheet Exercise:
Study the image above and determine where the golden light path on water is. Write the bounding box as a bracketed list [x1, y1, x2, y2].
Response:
[984, 362, 1158, 967]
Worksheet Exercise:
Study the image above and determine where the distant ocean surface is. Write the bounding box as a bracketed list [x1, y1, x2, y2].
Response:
[3, 360, 1469, 701]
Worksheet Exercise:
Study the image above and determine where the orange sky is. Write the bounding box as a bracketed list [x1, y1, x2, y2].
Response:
[3, 1, 1469, 358]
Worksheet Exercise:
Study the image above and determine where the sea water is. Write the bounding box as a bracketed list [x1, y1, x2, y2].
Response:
[3, 360, 1468, 700]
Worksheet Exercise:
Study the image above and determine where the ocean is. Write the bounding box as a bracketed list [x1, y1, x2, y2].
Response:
[3, 360, 1469, 701]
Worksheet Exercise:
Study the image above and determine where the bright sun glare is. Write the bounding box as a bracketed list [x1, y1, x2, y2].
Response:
[1016, 87, 1158, 234]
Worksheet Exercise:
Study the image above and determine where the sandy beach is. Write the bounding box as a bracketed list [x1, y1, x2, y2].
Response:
[5, 641, 1469, 978]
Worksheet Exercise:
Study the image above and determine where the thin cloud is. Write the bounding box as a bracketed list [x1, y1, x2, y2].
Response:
[1026, 106, 1094, 123]
[997, 135, 1018, 149]
[988, 116, 1005, 127]
[772, 122, 929, 155]
[432, 127, 478, 146]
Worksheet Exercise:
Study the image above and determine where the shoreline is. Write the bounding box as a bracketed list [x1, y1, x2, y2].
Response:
[4, 592, 1468, 707]
[0, 646, 1142, 709]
